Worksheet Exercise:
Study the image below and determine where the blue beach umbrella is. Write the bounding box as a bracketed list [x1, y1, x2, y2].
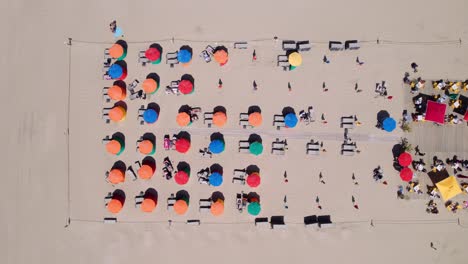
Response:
[178, 49, 192, 63]
[108, 64, 123, 79]
[209, 140, 225, 154]
[382, 117, 396, 132]
[284, 113, 298, 128]
[143, 109, 158, 124]
[209, 172, 223, 187]
[114, 27, 123, 38]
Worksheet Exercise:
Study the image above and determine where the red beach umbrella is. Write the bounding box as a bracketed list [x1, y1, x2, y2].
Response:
[175, 138, 190, 153]
[398, 152, 412, 167]
[175, 170, 189, 185]
[246, 173, 261, 187]
[145, 47, 161, 61]
[400, 167, 413, 182]
[178, 80, 193, 94]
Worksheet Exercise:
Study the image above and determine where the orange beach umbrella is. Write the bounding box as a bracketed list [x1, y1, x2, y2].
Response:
[213, 112, 227, 127]
[108, 85, 126, 100]
[142, 78, 157, 94]
[109, 44, 124, 59]
[174, 200, 188, 215]
[214, 50, 228, 65]
[210, 200, 224, 216]
[138, 164, 154, 179]
[141, 198, 157, 212]
[248, 112, 262, 127]
[109, 106, 126, 122]
[138, 140, 154, 155]
[106, 140, 121, 155]
[176, 112, 191, 126]
[107, 198, 123, 214]
[108, 169, 125, 184]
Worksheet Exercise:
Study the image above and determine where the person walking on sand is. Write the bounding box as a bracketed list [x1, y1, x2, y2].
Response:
[316, 196, 322, 210]
[288, 82, 292, 92]
[430, 242, 437, 250]
[109, 20, 116, 33]
[283, 171, 288, 183]
[252, 49, 257, 61]
[356, 57, 364, 66]
[253, 80, 258, 91]
[323, 55, 330, 64]
[218, 78, 223, 89]
[411, 62, 418, 73]
[322, 82, 328, 92]
[321, 113, 327, 124]
[319, 172, 325, 184]
[352, 196, 359, 209]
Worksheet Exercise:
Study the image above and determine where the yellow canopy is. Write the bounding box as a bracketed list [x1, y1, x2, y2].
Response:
[288, 52, 302, 66]
[436, 176, 463, 201]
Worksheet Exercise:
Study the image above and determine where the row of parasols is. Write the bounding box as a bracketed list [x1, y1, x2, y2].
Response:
[107, 160, 262, 187]
[106, 189, 262, 216]
[104, 132, 265, 156]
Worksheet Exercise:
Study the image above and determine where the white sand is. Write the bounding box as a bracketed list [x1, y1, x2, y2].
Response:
[2, 0, 468, 263]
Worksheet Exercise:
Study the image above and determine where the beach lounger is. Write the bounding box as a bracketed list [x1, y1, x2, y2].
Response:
[104, 192, 112, 207]
[277, 55, 288, 63]
[102, 114, 110, 124]
[102, 64, 110, 72]
[277, 60, 290, 68]
[102, 136, 111, 144]
[239, 113, 249, 120]
[102, 87, 111, 102]
[304, 215, 319, 228]
[273, 120, 286, 130]
[255, 217, 270, 228]
[270, 216, 286, 229]
[128, 79, 140, 93]
[187, 219, 201, 225]
[342, 144, 356, 151]
[199, 206, 211, 213]
[233, 169, 246, 178]
[274, 115, 285, 122]
[104, 48, 110, 60]
[204, 112, 213, 127]
[317, 215, 333, 228]
[199, 199, 212, 207]
[232, 177, 246, 185]
[272, 141, 286, 149]
[234, 42, 248, 49]
[307, 149, 320, 155]
[167, 197, 176, 210]
[135, 194, 144, 208]
[103, 217, 117, 224]
[238, 147, 250, 153]
[282, 40, 297, 51]
[329, 41, 344, 51]
[239, 119, 253, 129]
[341, 149, 355, 156]
[271, 148, 286, 155]
[344, 40, 360, 50]
[297, 40, 312, 51]
[239, 141, 250, 148]
[341, 122, 354, 129]
[166, 52, 179, 67]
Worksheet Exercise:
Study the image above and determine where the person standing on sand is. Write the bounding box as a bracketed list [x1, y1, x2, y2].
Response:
[352, 173, 359, 185]
[321, 113, 327, 124]
[316, 196, 322, 210]
[411, 62, 419, 73]
[253, 80, 258, 91]
[319, 172, 325, 184]
[283, 171, 288, 183]
[323, 55, 330, 64]
[288, 82, 292, 92]
[322, 82, 328, 92]
[252, 49, 257, 61]
[430, 242, 437, 250]
[218, 79, 223, 89]
[356, 57, 364, 65]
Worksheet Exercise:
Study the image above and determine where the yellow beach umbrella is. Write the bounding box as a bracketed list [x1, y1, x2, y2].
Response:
[436, 176, 462, 201]
[288, 52, 302, 66]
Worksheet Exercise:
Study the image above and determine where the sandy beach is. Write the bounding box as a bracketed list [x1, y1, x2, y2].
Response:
[2, 0, 468, 263]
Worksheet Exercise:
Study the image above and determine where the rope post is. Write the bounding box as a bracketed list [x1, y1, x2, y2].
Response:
[168, 219, 172, 228]
[376, 38, 380, 45]
[457, 218, 460, 226]
[67, 38, 72, 46]
[171, 37, 174, 44]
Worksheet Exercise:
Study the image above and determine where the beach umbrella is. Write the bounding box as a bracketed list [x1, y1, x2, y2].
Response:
[138, 140, 155, 155]
[108, 169, 125, 184]
[107, 198, 123, 214]
[382, 117, 396, 132]
[106, 140, 122, 155]
[247, 202, 261, 216]
[138, 164, 154, 179]
[175, 138, 190, 153]
[246, 173, 261, 187]
[210, 200, 224, 216]
[248, 112, 262, 127]
[209, 172, 223, 187]
[143, 109, 158, 124]
[178, 80, 194, 94]
[177, 49, 192, 63]
[145, 47, 161, 61]
[175, 170, 189, 185]
[284, 113, 298, 128]
[114, 27, 123, 38]
[288, 52, 302, 67]
[249, 142, 263, 156]
[108, 64, 123, 79]
[108, 85, 126, 100]
[400, 167, 413, 182]
[176, 112, 191, 126]
[398, 152, 413, 167]
[214, 49, 228, 65]
[109, 44, 124, 59]
[109, 106, 126, 122]
[209, 140, 225, 154]
[213, 112, 227, 127]
[174, 200, 188, 215]
[142, 78, 158, 94]
[436, 176, 462, 201]
[141, 198, 156, 212]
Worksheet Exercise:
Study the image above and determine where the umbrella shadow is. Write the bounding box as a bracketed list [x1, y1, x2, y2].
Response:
[178, 104, 192, 114]
[392, 144, 404, 160]
[177, 161, 191, 174]
[176, 190, 190, 202]
[149, 43, 163, 53]
[113, 80, 127, 89]
[142, 156, 156, 171]
[177, 131, 191, 142]
[377, 110, 390, 123]
[211, 191, 225, 202]
[248, 133, 262, 144]
[247, 192, 260, 203]
[142, 132, 156, 143]
[248, 105, 262, 114]
[114, 101, 127, 111]
[282, 106, 296, 116]
[147, 103, 160, 114]
[115, 40, 128, 50]
[181, 74, 195, 85]
[246, 165, 260, 175]
[210, 132, 224, 142]
[146, 73, 160, 86]
[214, 45, 228, 54]
[144, 188, 158, 202]
[180, 45, 193, 54]
[210, 163, 223, 175]
[111, 160, 126, 172]
[112, 189, 126, 204]
[393, 161, 403, 172]
[213, 106, 226, 114]
[111, 132, 125, 143]
[114, 60, 127, 70]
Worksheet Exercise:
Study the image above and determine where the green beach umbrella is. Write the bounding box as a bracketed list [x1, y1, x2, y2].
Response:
[249, 142, 263, 156]
[248, 202, 261, 216]
[151, 57, 162, 64]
